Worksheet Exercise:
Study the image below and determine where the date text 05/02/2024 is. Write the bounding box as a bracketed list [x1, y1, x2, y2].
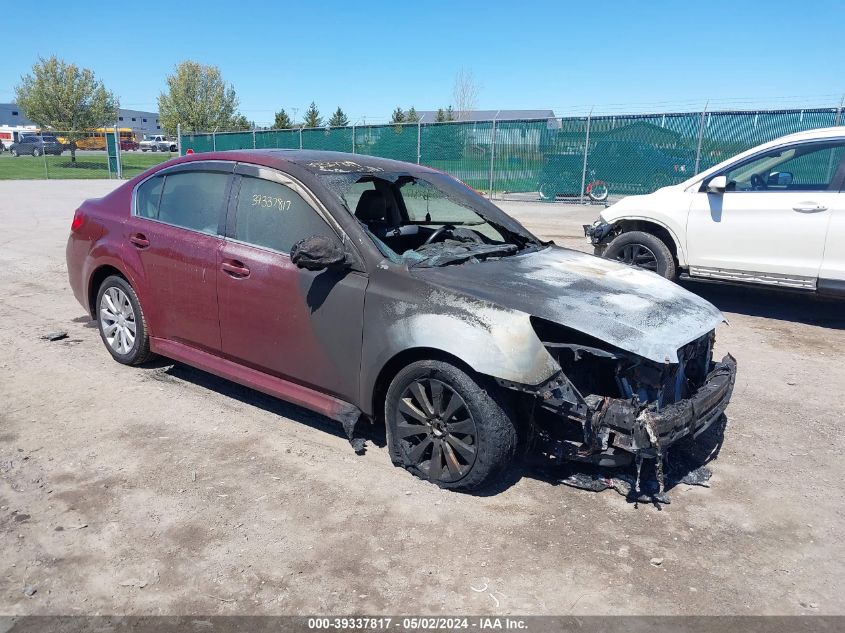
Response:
[307, 617, 528, 630]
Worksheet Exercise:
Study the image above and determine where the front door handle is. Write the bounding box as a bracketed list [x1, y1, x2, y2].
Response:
[129, 233, 150, 248]
[792, 203, 827, 213]
[221, 259, 250, 278]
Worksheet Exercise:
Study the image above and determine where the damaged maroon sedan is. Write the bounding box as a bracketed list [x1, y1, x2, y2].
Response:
[66, 150, 736, 494]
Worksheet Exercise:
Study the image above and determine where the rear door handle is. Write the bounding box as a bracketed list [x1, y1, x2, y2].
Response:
[221, 259, 250, 278]
[792, 204, 827, 213]
[129, 233, 150, 248]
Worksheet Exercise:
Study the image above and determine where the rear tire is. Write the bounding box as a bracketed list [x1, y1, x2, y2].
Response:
[385, 360, 517, 491]
[604, 230, 676, 279]
[96, 275, 154, 366]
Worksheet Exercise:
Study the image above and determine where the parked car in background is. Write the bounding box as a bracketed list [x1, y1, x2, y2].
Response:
[66, 149, 735, 494]
[539, 140, 693, 202]
[9, 135, 64, 157]
[120, 138, 140, 151]
[585, 128, 845, 296]
[140, 135, 176, 152]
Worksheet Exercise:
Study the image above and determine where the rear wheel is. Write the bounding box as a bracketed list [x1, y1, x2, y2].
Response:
[603, 230, 676, 279]
[96, 275, 154, 365]
[385, 360, 517, 491]
[587, 181, 609, 202]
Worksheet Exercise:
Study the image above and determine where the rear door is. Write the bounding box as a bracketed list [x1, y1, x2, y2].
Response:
[217, 163, 367, 403]
[687, 140, 845, 288]
[128, 161, 234, 352]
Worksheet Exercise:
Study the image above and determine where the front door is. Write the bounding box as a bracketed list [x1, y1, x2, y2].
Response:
[128, 163, 233, 352]
[217, 165, 367, 403]
[687, 140, 845, 288]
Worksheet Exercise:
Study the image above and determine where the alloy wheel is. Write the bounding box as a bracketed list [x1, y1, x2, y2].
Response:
[396, 378, 478, 483]
[100, 287, 137, 355]
[615, 243, 658, 271]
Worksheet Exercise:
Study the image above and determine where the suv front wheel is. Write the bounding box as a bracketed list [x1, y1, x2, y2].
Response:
[603, 230, 676, 280]
[385, 360, 517, 491]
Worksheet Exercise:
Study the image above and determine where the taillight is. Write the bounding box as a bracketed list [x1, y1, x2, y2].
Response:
[70, 209, 85, 232]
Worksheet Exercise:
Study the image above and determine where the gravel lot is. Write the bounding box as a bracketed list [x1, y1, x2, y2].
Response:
[1, 180, 843, 616]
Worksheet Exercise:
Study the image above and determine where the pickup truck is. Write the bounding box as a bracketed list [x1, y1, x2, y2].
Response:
[139, 135, 177, 152]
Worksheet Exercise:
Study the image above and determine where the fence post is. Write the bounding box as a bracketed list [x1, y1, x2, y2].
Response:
[835, 95, 845, 126]
[114, 126, 122, 179]
[579, 110, 592, 204]
[212, 131, 216, 151]
[417, 121, 422, 164]
[299, 127, 303, 149]
[252, 128, 256, 149]
[693, 102, 708, 175]
[352, 125, 356, 153]
[177, 123, 182, 155]
[488, 119, 497, 199]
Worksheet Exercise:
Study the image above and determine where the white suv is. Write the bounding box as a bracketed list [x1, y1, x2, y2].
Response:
[585, 127, 845, 296]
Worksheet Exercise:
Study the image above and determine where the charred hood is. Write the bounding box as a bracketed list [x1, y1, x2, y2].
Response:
[412, 246, 725, 364]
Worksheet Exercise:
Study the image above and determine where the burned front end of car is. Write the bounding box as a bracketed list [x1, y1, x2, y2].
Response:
[510, 317, 737, 490]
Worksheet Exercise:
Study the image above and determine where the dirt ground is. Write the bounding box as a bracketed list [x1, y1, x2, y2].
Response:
[1, 180, 843, 616]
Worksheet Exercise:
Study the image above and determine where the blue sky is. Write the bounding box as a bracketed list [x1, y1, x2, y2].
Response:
[2, 0, 843, 124]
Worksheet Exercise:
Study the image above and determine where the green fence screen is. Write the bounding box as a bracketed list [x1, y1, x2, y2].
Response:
[179, 107, 843, 199]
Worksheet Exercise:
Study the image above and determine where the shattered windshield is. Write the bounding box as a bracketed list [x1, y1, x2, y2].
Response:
[315, 167, 540, 267]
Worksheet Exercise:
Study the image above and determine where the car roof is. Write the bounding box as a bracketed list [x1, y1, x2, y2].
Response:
[174, 149, 439, 175]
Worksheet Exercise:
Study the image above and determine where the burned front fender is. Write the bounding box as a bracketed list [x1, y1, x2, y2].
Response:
[359, 264, 561, 415]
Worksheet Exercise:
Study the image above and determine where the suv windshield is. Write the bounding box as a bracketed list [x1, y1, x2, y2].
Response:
[319, 169, 540, 267]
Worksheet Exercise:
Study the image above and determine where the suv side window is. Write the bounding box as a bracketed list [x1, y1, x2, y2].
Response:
[719, 141, 845, 192]
[233, 176, 336, 253]
[157, 171, 229, 234]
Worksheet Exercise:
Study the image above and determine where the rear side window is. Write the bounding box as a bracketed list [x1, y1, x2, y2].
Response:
[233, 176, 335, 253]
[135, 176, 163, 219]
[156, 171, 229, 234]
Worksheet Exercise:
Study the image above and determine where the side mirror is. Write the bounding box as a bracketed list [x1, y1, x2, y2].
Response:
[290, 235, 349, 271]
[706, 175, 727, 194]
[768, 171, 793, 186]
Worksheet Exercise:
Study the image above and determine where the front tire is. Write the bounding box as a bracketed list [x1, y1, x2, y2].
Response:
[32, 147, 41, 157]
[385, 360, 517, 491]
[603, 230, 676, 279]
[96, 275, 154, 365]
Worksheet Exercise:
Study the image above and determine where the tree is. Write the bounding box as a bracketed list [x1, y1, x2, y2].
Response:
[452, 68, 479, 121]
[406, 106, 419, 123]
[445, 105, 456, 121]
[390, 107, 406, 124]
[272, 109, 293, 129]
[435, 108, 446, 123]
[230, 114, 252, 130]
[15, 56, 118, 164]
[158, 61, 239, 134]
[327, 107, 349, 127]
[303, 101, 322, 128]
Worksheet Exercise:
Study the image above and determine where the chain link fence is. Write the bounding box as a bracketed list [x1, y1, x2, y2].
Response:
[180, 105, 845, 202]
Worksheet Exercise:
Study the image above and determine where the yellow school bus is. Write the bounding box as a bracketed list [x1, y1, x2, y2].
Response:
[60, 128, 137, 150]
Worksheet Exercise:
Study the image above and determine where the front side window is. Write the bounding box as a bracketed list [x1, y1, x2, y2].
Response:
[232, 176, 335, 253]
[152, 171, 229, 233]
[719, 141, 845, 192]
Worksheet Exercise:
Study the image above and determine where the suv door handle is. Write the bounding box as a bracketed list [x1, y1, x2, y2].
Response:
[221, 259, 250, 278]
[129, 233, 150, 248]
[792, 204, 827, 213]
